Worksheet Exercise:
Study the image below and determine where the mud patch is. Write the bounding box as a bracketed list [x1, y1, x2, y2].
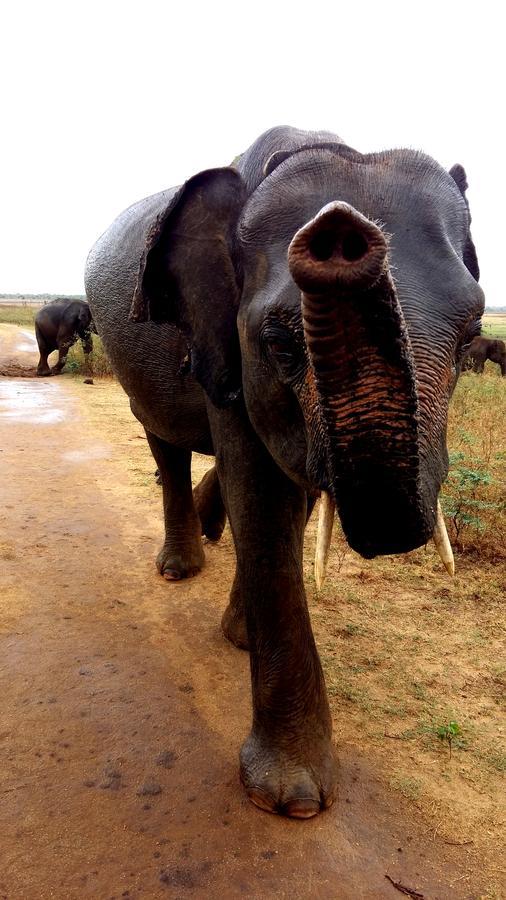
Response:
[0, 363, 39, 377]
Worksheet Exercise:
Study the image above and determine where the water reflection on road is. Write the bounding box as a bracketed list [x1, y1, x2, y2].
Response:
[0, 379, 68, 425]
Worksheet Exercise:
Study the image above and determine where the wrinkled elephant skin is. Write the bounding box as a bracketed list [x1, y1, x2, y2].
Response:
[85, 127, 485, 818]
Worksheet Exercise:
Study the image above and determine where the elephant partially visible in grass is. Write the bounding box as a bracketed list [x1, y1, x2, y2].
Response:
[463, 335, 506, 375]
[35, 298, 95, 377]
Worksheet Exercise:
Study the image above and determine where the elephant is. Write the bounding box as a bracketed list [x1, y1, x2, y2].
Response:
[462, 334, 506, 375]
[35, 298, 95, 377]
[85, 126, 485, 819]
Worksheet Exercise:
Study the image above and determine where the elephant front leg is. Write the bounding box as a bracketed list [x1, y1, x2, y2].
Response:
[51, 340, 72, 374]
[213, 413, 337, 818]
[221, 489, 317, 652]
[238, 546, 337, 818]
[145, 431, 205, 580]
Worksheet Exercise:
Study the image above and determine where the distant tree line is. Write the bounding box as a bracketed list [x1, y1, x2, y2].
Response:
[0, 293, 86, 301]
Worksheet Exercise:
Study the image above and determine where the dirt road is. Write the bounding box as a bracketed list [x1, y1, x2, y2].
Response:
[0, 325, 491, 899]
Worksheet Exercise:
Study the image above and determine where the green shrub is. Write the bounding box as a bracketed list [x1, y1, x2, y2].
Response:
[66, 336, 113, 376]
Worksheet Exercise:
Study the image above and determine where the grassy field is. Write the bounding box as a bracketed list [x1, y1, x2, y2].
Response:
[482, 313, 506, 339]
[0, 304, 38, 326]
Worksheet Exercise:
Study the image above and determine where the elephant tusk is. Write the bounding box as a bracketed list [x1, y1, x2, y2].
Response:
[433, 500, 455, 576]
[315, 492, 336, 591]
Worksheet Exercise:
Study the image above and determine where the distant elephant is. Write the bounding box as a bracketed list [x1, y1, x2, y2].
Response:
[35, 298, 95, 376]
[86, 126, 484, 819]
[463, 335, 506, 375]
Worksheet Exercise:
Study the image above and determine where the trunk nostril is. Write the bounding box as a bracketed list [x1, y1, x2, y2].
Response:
[309, 230, 337, 262]
[309, 229, 369, 263]
[341, 231, 368, 262]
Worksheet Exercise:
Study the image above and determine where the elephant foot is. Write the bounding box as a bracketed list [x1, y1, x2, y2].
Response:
[221, 602, 249, 650]
[193, 468, 226, 542]
[156, 541, 205, 581]
[240, 730, 338, 819]
[37, 367, 52, 377]
[201, 519, 226, 542]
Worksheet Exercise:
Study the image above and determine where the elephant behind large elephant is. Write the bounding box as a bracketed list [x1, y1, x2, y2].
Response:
[463, 334, 506, 375]
[35, 298, 95, 377]
[85, 126, 485, 819]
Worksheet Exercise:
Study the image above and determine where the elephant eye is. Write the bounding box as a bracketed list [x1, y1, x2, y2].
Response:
[261, 325, 294, 358]
[269, 340, 291, 356]
[261, 324, 308, 387]
[456, 317, 481, 360]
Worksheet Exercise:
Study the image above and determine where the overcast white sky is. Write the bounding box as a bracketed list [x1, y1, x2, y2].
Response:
[1, 1, 503, 306]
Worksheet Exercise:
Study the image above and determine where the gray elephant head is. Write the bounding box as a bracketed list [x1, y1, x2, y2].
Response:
[129, 138, 484, 560]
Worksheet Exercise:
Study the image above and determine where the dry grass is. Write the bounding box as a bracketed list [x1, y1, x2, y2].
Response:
[482, 313, 506, 340]
[65, 338, 113, 377]
[0, 304, 39, 326]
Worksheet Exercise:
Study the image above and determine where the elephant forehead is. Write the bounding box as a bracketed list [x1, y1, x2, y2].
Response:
[239, 148, 467, 250]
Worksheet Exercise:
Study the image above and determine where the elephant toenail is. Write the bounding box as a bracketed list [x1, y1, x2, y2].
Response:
[281, 798, 320, 819]
[163, 570, 181, 581]
[246, 788, 278, 814]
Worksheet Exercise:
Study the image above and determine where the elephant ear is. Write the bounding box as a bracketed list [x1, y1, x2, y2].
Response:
[130, 167, 247, 407]
[449, 163, 480, 282]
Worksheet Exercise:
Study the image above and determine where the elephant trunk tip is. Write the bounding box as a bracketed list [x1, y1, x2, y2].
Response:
[288, 201, 387, 294]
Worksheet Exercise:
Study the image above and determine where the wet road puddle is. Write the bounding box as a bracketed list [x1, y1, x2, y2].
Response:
[0, 379, 70, 425]
[16, 330, 39, 354]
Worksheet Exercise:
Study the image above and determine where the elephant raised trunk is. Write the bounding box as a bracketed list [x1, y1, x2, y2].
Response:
[289, 201, 434, 558]
[288, 201, 387, 293]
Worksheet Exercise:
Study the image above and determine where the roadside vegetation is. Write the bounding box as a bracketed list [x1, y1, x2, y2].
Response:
[65, 339, 113, 377]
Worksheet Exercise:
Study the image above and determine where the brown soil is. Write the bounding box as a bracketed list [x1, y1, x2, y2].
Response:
[0, 324, 503, 899]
